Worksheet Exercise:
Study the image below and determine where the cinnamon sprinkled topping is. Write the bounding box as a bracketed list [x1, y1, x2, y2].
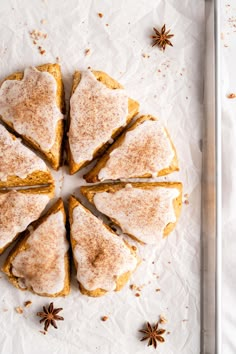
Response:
[71, 202, 137, 291]
[0, 67, 63, 150]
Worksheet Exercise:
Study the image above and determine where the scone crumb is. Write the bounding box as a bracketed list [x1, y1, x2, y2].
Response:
[159, 314, 168, 324]
[227, 93, 236, 99]
[135, 292, 141, 297]
[85, 48, 91, 56]
[142, 53, 150, 58]
[24, 301, 32, 308]
[15, 306, 23, 314]
[98, 13, 103, 18]
[167, 331, 171, 335]
[40, 19, 47, 24]
[184, 200, 189, 205]
[156, 288, 161, 292]
[130, 284, 137, 291]
[101, 316, 109, 321]
[56, 56, 60, 62]
[106, 23, 109, 26]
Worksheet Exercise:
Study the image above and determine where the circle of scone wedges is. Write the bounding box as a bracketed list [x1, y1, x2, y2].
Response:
[0, 63, 182, 298]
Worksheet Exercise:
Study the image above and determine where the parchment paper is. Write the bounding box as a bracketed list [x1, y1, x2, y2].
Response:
[221, 1, 236, 353]
[0, 1, 204, 353]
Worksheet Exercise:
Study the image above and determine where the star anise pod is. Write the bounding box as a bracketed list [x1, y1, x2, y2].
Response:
[37, 302, 64, 332]
[139, 322, 166, 349]
[152, 24, 174, 51]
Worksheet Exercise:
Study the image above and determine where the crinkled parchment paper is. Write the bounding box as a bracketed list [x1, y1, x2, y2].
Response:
[222, 1, 236, 353]
[0, 1, 204, 353]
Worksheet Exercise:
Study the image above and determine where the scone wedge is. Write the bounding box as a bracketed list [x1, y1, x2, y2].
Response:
[3, 198, 70, 297]
[0, 124, 53, 188]
[84, 115, 179, 183]
[0, 63, 65, 170]
[0, 185, 54, 255]
[81, 182, 182, 245]
[67, 70, 139, 174]
[68, 196, 139, 297]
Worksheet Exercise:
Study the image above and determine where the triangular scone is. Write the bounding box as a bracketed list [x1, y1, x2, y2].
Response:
[84, 115, 179, 182]
[3, 199, 70, 297]
[0, 63, 65, 170]
[67, 70, 139, 174]
[68, 196, 139, 297]
[0, 124, 53, 188]
[81, 182, 182, 245]
[0, 185, 54, 255]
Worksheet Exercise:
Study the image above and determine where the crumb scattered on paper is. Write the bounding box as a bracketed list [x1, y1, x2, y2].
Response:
[101, 316, 109, 321]
[159, 315, 168, 324]
[227, 93, 236, 99]
[29, 29, 47, 55]
[98, 13, 103, 18]
[24, 301, 32, 308]
[156, 288, 161, 292]
[15, 306, 23, 314]
[85, 48, 91, 56]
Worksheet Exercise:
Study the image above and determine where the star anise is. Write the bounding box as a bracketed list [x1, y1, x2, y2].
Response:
[139, 322, 166, 349]
[37, 302, 64, 332]
[152, 24, 174, 51]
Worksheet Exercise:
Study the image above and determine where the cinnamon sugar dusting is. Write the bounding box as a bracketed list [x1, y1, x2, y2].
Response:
[0, 67, 63, 151]
[98, 119, 175, 180]
[0, 190, 49, 251]
[93, 185, 180, 244]
[0, 124, 47, 181]
[11, 211, 69, 295]
[71, 202, 137, 291]
[69, 70, 128, 164]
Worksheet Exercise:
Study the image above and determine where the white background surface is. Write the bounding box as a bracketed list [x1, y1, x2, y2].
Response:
[0, 1, 204, 353]
[222, 1, 236, 353]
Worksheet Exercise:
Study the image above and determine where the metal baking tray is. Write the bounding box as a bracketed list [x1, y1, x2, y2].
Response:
[202, 0, 221, 353]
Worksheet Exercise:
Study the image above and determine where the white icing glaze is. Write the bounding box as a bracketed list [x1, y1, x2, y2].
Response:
[11, 210, 69, 295]
[0, 124, 47, 181]
[71, 202, 137, 291]
[0, 190, 49, 250]
[93, 185, 180, 244]
[98, 120, 175, 180]
[68, 70, 128, 164]
[0, 67, 63, 151]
